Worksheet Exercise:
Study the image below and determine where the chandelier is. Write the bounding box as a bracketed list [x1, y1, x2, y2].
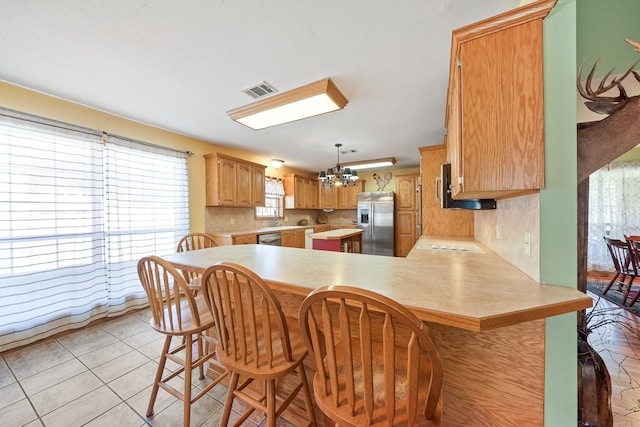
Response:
[319, 143, 359, 187]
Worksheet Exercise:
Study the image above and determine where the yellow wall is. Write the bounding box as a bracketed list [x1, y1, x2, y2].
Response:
[0, 81, 308, 232]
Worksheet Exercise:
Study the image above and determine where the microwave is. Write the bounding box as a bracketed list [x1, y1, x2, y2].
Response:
[438, 163, 496, 210]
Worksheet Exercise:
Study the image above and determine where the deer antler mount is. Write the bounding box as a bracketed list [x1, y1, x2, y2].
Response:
[577, 38, 640, 183]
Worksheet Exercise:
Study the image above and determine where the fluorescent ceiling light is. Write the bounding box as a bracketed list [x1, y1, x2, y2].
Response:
[342, 157, 396, 170]
[227, 78, 348, 130]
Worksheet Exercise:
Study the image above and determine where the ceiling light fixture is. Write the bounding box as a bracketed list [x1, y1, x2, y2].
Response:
[342, 157, 396, 170]
[318, 143, 359, 188]
[270, 159, 284, 169]
[227, 78, 348, 130]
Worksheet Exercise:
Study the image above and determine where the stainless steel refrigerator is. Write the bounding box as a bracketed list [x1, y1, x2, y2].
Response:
[357, 192, 395, 256]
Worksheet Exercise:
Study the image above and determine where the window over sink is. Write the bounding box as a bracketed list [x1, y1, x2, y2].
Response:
[256, 176, 284, 219]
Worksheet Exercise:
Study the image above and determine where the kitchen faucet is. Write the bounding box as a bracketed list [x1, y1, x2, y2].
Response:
[272, 212, 279, 227]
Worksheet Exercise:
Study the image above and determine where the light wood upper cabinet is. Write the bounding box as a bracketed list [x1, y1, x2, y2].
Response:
[445, 0, 554, 200]
[419, 145, 474, 238]
[326, 180, 364, 210]
[284, 174, 318, 209]
[204, 153, 266, 207]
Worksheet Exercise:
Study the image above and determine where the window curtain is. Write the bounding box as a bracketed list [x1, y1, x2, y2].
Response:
[588, 161, 640, 271]
[0, 109, 189, 353]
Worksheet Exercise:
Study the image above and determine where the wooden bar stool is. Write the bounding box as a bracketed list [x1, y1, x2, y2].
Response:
[200, 262, 315, 427]
[137, 255, 226, 427]
[299, 285, 443, 426]
[176, 232, 218, 290]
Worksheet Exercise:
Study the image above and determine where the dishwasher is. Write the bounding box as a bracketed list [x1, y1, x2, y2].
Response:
[258, 232, 282, 246]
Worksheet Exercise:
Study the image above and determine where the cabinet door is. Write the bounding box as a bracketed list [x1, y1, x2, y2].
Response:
[347, 181, 363, 209]
[395, 210, 417, 257]
[294, 229, 305, 248]
[395, 175, 417, 211]
[218, 157, 237, 206]
[251, 166, 265, 206]
[456, 20, 544, 199]
[308, 179, 319, 209]
[335, 185, 349, 209]
[281, 231, 294, 247]
[320, 185, 335, 210]
[235, 161, 252, 206]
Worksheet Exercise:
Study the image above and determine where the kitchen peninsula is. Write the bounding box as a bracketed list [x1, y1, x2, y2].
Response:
[164, 237, 591, 426]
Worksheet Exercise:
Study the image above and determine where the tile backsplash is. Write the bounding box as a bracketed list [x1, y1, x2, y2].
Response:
[474, 193, 540, 281]
[204, 207, 357, 233]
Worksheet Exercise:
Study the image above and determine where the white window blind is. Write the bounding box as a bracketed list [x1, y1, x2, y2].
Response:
[0, 109, 189, 353]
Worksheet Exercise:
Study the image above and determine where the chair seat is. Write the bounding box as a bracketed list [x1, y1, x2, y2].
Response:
[314, 338, 441, 427]
[151, 294, 214, 336]
[217, 315, 307, 380]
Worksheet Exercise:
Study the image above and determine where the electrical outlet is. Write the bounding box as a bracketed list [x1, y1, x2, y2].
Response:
[230, 217, 234, 225]
[524, 232, 531, 256]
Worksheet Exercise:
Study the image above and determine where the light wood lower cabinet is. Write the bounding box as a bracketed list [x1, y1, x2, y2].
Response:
[282, 229, 305, 248]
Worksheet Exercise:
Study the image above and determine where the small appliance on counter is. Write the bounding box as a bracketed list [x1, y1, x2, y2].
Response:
[317, 213, 328, 224]
[297, 219, 308, 226]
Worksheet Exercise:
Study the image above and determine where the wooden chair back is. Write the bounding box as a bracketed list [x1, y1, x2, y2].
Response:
[299, 285, 443, 426]
[200, 262, 295, 374]
[604, 237, 631, 275]
[137, 255, 210, 335]
[176, 232, 217, 252]
[176, 233, 217, 286]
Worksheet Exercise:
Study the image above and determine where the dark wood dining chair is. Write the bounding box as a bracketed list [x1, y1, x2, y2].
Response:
[176, 232, 217, 289]
[603, 237, 637, 303]
[200, 262, 315, 427]
[298, 285, 443, 426]
[137, 256, 226, 427]
[624, 240, 640, 308]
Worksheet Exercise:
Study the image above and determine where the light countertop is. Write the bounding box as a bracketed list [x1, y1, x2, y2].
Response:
[163, 237, 591, 332]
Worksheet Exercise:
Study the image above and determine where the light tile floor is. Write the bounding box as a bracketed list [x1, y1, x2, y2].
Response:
[0, 307, 282, 427]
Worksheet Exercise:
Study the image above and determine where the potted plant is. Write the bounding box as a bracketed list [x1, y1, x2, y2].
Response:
[578, 299, 614, 426]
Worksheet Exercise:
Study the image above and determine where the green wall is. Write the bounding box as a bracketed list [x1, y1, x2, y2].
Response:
[541, 1, 578, 425]
[576, 0, 640, 76]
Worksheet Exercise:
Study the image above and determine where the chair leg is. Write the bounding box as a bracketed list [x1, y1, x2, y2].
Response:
[183, 334, 193, 427]
[622, 277, 636, 305]
[622, 276, 640, 307]
[221, 371, 240, 427]
[147, 336, 172, 417]
[196, 332, 205, 380]
[602, 273, 620, 295]
[297, 365, 316, 425]
[266, 379, 276, 427]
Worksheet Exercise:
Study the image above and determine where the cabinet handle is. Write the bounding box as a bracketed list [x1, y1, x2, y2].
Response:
[435, 177, 442, 203]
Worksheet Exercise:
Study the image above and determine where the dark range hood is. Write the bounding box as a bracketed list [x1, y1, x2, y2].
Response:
[441, 163, 496, 210]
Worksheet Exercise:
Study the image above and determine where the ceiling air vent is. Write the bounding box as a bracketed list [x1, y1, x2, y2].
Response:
[242, 81, 278, 99]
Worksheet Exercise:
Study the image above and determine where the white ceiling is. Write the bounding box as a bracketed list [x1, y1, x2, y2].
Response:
[0, 0, 522, 173]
